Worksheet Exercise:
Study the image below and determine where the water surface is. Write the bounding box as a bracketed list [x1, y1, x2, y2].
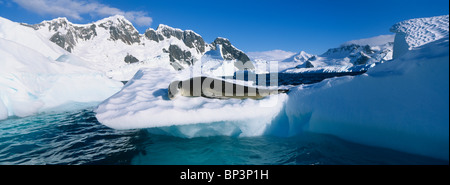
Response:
[0, 108, 445, 165]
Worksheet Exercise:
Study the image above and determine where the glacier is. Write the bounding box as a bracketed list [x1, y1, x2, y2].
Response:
[95, 15, 449, 160]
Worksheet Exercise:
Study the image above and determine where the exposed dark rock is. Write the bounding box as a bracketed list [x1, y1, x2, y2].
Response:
[183, 31, 206, 53]
[305, 61, 315, 68]
[144, 29, 164, 42]
[158, 25, 183, 40]
[30, 18, 99, 53]
[211, 38, 251, 64]
[168, 45, 194, 66]
[363, 45, 375, 54]
[100, 20, 141, 45]
[322, 44, 376, 57]
[25, 16, 256, 71]
[124, 54, 139, 64]
[295, 61, 314, 69]
[78, 24, 97, 40]
[353, 52, 371, 65]
[50, 32, 75, 52]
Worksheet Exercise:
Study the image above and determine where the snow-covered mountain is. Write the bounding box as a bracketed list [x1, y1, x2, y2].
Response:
[282, 51, 313, 63]
[280, 36, 394, 73]
[20, 15, 253, 80]
[250, 34, 394, 73]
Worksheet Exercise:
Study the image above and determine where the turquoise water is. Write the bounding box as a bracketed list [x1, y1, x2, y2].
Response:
[0, 108, 446, 165]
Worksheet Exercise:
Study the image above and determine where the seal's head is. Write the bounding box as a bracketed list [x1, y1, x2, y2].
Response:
[168, 80, 182, 100]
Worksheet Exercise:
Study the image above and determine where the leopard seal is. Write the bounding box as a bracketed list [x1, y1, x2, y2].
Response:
[168, 76, 288, 100]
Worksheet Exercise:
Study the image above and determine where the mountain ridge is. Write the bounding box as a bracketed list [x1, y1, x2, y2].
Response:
[19, 15, 253, 75]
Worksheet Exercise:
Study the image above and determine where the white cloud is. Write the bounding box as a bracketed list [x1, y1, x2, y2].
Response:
[247, 50, 296, 61]
[342, 34, 395, 47]
[12, 0, 153, 26]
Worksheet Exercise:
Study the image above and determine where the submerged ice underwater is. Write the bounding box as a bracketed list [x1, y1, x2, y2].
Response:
[0, 14, 449, 164]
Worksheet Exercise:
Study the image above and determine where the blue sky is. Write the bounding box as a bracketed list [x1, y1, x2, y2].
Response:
[0, 0, 448, 54]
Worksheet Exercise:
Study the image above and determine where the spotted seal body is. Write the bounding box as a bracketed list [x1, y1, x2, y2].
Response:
[168, 76, 288, 100]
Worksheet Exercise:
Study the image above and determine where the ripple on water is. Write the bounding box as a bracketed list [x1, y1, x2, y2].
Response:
[0, 108, 447, 165]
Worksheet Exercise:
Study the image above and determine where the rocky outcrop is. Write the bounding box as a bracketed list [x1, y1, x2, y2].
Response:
[144, 29, 164, 43]
[295, 60, 314, 69]
[98, 17, 140, 45]
[351, 52, 371, 65]
[166, 45, 194, 66]
[124, 54, 139, 64]
[210, 37, 250, 63]
[26, 18, 98, 52]
[145, 25, 207, 54]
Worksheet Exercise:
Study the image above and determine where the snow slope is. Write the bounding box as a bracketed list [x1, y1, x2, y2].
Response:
[0, 18, 123, 120]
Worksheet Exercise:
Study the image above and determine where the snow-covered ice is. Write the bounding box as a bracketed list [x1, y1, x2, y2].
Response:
[283, 15, 449, 160]
[391, 15, 449, 58]
[95, 67, 288, 137]
[285, 38, 448, 160]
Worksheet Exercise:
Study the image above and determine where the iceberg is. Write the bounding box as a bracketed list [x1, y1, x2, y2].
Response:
[0, 18, 123, 120]
[95, 15, 449, 160]
[283, 15, 449, 160]
[285, 38, 448, 160]
[95, 67, 288, 137]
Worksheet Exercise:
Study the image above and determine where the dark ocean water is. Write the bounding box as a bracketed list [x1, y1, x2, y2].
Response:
[227, 71, 367, 86]
[0, 107, 446, 165]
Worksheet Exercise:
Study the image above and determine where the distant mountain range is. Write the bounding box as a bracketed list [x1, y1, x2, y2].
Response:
[3, 15, 399, 79]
